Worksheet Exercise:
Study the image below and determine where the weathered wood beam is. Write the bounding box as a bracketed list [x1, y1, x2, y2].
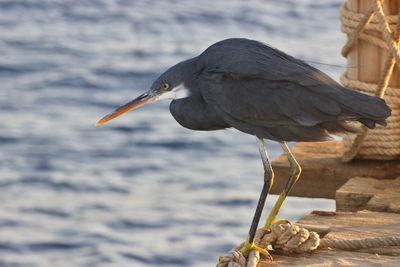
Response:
[270, 141, 400, 199]
[336, 177, 400, 212]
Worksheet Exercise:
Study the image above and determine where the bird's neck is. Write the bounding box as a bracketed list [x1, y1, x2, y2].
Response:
[173, 56, 200, 94]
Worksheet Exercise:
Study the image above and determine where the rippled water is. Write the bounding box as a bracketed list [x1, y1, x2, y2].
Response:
[1, 1, 342, 266]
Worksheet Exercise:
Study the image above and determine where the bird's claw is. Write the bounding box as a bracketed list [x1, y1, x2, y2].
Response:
[240, 240, 273, 262]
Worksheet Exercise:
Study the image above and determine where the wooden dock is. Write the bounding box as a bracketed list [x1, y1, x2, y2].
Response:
[258, 149, 400, 266]
[260, 210, 400, 266]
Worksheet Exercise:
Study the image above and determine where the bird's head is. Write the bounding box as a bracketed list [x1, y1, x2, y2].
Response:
[96, 59, 194, 126]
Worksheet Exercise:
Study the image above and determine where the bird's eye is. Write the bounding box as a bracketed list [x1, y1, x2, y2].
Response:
[161, 83, 170, 90]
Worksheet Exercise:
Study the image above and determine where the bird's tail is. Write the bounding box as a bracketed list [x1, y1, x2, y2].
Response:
[349, 92, 390, 128]
[338, 88, 391, 130]
[320, 88, 391, 135]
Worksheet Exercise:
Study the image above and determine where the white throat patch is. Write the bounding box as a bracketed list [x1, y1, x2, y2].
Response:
[156, 83, 191, 101]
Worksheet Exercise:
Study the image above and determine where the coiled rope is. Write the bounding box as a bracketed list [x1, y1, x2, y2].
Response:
[217, 220, 400, 267]
[340, 0, 400, 161]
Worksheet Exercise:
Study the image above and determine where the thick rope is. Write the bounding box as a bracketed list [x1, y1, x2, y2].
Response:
[320, 235, 400, 251]
[217, 221, 320, 267]
[340, 0, 400, 161]
[341, 3, 377, 57]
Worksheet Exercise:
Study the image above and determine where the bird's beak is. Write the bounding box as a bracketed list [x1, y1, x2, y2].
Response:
[96, 92, 157, 126]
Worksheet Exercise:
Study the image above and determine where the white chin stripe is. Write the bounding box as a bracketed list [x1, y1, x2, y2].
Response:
[156, 83, 191, 101]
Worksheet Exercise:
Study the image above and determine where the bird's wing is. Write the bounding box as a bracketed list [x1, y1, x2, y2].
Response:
[195, 39, 389, 138]
[200, 72, 344, 128]
[197, 38, 342, 89]
[197, 39, 389, 129]
[197, 49, 350, 128]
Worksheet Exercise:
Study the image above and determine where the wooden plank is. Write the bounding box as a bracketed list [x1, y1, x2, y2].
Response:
[258, 210, 400, 266]
[270, 141, 400, 199]
[261, 250, 400, 267]
[298, 210, 400, 246]
[336, 177, 400, 212]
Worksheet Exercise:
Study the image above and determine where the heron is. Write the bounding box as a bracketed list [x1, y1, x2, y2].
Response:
[96, 38, 391, 258]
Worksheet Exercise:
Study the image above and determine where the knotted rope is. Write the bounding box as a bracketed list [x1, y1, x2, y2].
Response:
[217, 221, 320, 267]
[217, 220, 400, 267]
[340, 0, 400, 161]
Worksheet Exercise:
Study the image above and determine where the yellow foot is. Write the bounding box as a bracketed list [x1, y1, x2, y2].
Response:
[240, 240, 273, 262]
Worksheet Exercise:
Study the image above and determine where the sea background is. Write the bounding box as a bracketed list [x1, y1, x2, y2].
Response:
[1, 1, 343, 266]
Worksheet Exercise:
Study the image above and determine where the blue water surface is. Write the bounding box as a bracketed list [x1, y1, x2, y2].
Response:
[0, 1, 342, 266]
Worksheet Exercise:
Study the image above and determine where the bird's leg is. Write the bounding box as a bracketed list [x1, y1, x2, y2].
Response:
[240, 137, 274, 260]
[264, 142, 301, 228]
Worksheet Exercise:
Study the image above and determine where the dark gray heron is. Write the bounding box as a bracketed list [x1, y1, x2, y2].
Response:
[96, 38, 391, 258]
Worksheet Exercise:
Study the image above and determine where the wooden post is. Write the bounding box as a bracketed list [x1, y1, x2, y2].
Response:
[342, 0, 400, 160]
[347, 0, 399, 87]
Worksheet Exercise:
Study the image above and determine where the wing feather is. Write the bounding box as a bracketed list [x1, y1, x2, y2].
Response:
[200, 74, 344, 128]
